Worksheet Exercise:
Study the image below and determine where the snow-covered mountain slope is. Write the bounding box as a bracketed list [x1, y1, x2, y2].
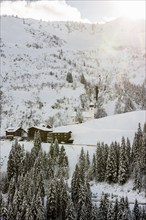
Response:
[1, 16, 145, 134]
[54, 110, 146, 145]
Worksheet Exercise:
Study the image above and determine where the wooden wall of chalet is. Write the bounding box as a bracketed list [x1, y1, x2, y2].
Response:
[47, 132, 73, 143]
[15, 128, 24, 136]
[6, 131, 15, 136]
[6, 128, 25, 137]
[28, 127, 51, 142]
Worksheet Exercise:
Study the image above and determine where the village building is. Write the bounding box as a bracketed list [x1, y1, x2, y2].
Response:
[28, 126, 52, 142]
[47, 131, 73, 144]
[28, 125, 73, 143]
[71, 103, 94, 124]
[6, 127, 27, 139]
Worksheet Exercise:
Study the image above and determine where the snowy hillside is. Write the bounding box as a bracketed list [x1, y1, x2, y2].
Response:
[1, 110, 146, 205]
[55, 110, 146, 145]
[1, 16, 145, 133]
[1, 110, 145, 171]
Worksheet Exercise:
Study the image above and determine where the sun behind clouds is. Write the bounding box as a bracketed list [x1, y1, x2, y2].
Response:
[115, 1, 145, 20]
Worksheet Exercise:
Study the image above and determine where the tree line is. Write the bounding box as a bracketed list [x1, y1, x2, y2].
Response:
[0, 123, 146, 219]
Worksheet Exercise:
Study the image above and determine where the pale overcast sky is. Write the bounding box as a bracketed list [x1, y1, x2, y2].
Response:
[66, 1, 146, 22]
[0, 0, 145, 23]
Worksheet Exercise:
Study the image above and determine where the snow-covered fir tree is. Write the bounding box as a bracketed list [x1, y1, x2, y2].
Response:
[65, 197, 76, 220]
[95, 142, 105, 182]
[105, 142, 118, 183]
[132, 199, 141, 220]
[118, 137, 129, 184]
[7, 139, 24, 182]
[98, 193, 109, 220]
[46, 178, 57, 220]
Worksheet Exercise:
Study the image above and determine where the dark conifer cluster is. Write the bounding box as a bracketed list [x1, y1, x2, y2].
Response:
[0, 123, 146, 219]
[88, 123, 146, 191]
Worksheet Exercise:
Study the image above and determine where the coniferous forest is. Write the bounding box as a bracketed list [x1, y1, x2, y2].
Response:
[0, 123, 146, 219]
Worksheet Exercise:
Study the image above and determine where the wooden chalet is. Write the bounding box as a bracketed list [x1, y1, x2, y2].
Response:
[6, 127, 27, 139]
[47, 131, 73, 144]
[28, 126, 52, 142]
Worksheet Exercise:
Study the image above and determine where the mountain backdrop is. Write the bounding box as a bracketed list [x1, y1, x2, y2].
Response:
[1, 16, 145, 134]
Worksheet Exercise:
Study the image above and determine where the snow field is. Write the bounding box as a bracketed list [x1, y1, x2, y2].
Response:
[1, 140, 145, 205]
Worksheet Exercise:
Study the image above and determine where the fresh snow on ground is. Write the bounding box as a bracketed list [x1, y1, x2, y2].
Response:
[1, 110, 145, 172]
[54, 110, 146, 145]
[1, 111, 146, 205]
[90, 180, 146, 206]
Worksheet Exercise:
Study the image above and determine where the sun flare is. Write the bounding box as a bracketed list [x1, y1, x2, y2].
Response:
[116, 1, 145, 20]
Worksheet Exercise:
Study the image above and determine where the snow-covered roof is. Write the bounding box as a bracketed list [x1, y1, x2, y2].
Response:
[30, 126, 52, 132]
[6, 127, 21, 132]
[52, 130, 72, 133]
[89, 102, 94, 106]
[39, 123, 51, 128]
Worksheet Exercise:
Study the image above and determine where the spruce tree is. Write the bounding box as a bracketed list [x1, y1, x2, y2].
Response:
[90, 153, 96, 180]
[131, 123, 143, 171]
[58, 145, 69, 178]
[46, 179, 57, 220]
[71, 165, 80, 205]
[7, 177, 16, 208]
[0, 193, 2, 209]
[75, 109, 83, 124]
[12, 176, 24, 219]
[30, 131, 42, 168]
[66, 72, 73, 83]
[7, 140, 24, 182]
[123, 196, 131, 220]
[49, 141, 54, 159]
[71, 164, 84, 206]
[76, 179, 92, 220]
[85, 150, 90, 172]
[85, 180, 92, 220]
[142, 175, 146, 196]
[96, 143, 105, 182]
[133, 199, 141, 220]
[23, 151, 31, 174]
[134, 162, 142, 191]
[126, 138, 131, 167]
[117, 197, 125, 219]
[56, 176, 68, 220]
[32, 191, 45, 220]
[113, 198, 119, 220]
[102, 143, 109, 176]
[79, 203, 88, 220]
[140, 133, 146, 173]
[77, 183, 87, 220]
[91, 204, 98, 220]
[53, 138, 59, 160]
[107, 202, 115, 220]
[118, 137, 128, 184]
[98, 194, 109, 220]
[80, 73, 86, 85]
[79, 147, 86, 173]
[42, 151, 48, 179]
[47, 154, 54, 179]
[140, 206, 146, 220]
[65, 198, 76, 220]
[106, 143, 118, 183]
[113, 142, 120, 176]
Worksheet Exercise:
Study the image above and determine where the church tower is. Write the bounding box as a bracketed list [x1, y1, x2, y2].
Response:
[89, 103, 94, 120]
